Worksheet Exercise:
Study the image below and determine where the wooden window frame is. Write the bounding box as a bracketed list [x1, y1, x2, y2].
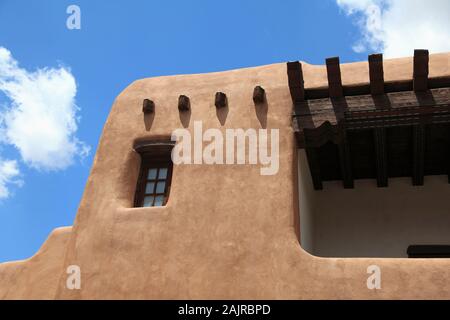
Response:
[133, 140, 175, 207]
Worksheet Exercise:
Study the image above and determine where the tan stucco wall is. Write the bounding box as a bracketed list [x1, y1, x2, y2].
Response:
[1, 53, 450, 299]
[0, 227, 72, 299]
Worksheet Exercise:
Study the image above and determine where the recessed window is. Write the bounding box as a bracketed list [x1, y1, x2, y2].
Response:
[141, 167, 171, 207]
[133, 140, 174, 208]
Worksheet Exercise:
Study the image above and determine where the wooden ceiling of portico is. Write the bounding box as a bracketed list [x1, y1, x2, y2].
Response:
[290, 50, 450, 190]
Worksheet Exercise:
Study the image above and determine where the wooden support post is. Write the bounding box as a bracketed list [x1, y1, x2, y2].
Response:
[446, 125, 450, 185]
[413, 49, 429, 92]
[305, 147, 323, 190]
[369, 54, 384, 95]
[338, 135, 354, 189]
[373, 127, 388, 187]
[287, 61, 305, 104]
[326, 57, 343, 98]
[448, 148, 450, 184]
[412, 124, 425, 186]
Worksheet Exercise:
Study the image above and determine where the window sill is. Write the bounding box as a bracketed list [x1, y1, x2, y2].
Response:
[114, 206, 171, 223]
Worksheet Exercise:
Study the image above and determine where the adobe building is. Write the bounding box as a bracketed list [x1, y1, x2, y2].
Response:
[1, 50, 450, 299]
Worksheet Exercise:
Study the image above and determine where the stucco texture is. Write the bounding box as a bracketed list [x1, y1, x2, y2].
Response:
[1, 53, 450, 299]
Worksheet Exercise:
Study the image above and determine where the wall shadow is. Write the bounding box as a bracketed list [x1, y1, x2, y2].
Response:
[179, 109, 191, 128]
[144, 112, 155, 131]
[216, 105, 229, 126]
[255, 99, 268, 129]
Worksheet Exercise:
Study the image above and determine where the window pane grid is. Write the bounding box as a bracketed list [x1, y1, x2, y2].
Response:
[142, 167, 170, 207]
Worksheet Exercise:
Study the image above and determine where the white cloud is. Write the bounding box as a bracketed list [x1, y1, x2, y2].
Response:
[0, 159, 21, 199]
[336, 0, 450, 57]
[0, 47, 90, 172]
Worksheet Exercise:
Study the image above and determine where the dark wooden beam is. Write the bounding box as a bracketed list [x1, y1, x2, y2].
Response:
[287, 61, 305, 104]
[253, 86, 265, 104]
[133, 140, 176, 159]
[143, 99, 155, 114]
[178, 95, 190, 111]
[305, 147, 323, 190]
[326, 57, 343, 98]
[412, 124, 426, 186]
[373, 128, 388, 187]
[413, 49, 429, 92]
[408, 245, 450, 258]
[338, 141, 354, 188]
[294, 88, 450, 130]
[448, 125, 450, 184]
[215, 92, 227, 108]
[369, 54, 384, 95]
[337, 127, 354, 188]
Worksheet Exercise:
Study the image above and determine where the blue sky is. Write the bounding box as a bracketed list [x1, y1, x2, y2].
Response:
[0, 0, 449, 262]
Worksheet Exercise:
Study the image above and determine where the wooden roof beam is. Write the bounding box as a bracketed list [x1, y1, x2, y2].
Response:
[178, 95, 190, 111]
[215, 92, 227, 108]
[373, 128, 388, 187]
[412, 124, 425, 186]
[369, 54, 384, 95]
[253, 86, 266, 104]
[326, 57, 343, 98]
[338, 136, 354, 189]
[142, 99, 155, 114]
[413, 49, 429, 92]
[287, 61, 305, 104]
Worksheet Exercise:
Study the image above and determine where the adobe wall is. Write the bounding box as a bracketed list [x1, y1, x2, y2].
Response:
[1, 53, 450, 299]
[0, 227, 72, 299]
